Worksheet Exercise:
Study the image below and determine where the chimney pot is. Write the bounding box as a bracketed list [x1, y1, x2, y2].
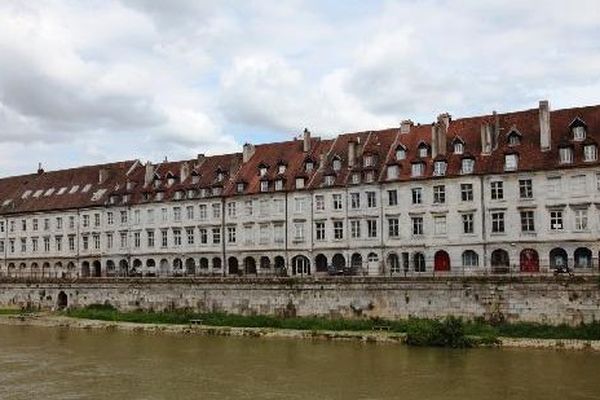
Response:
[303, 128, 311, 152]
[539, 100, 551, 151]
[242, 143, 255, 163]
[400, 120, 413, 134]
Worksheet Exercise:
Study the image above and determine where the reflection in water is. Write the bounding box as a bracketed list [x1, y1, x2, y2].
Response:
[0, 325, 599, 400]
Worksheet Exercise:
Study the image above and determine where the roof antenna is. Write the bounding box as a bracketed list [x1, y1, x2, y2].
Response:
[37, 162, 44, 175]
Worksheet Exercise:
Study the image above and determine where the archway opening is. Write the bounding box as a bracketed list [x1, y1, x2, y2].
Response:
[520, 249, 539, 272]
[228, 257, 239, 275]
[491, 249, 510, 274]
[434, 250, 451, 272]
[81, 261, 90, 277]
[315, 254, 328, 272]
[185, 258, 196, 275]
[92, 260, 102, 277]
[57, 291, 68, 309]
[291, 255, 310, 276]
[549, 248, 568, 269]
[574, 247, 592, 268]
[332, 254, 345, 273]
[387, 253, 400, 274]
[244, 257, 257, 275]
[260, 256, 270, 271]
[350, 253, 363, 275]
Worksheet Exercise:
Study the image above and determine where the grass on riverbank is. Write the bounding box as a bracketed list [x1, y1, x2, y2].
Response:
[0, 309, 22, 315]
[64, 304, 600, 346]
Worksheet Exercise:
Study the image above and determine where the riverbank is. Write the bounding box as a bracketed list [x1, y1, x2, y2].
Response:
[2, 311, 600, 351]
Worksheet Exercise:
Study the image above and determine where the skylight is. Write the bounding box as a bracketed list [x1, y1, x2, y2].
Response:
[33, 190, 43, 198]
[21, 190, 31, 199]
[44, 188, 55, 196]
[57, 187, 67, 195]
[81, 184, 92, 193]
[69, 185, 79, 194]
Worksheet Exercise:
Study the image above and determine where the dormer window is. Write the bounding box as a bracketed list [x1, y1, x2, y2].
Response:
[277, 164, 286, 174]
[584, 144, 598, 162]
[433, 161, 447, 176]
[236, 183, 245, 193]
[260, 180, 269, 192]
[454, 142, 464, 154]
[305, 161, 314, 173]
[387, 165, 399, 180]
[199, 188, 208, 198]
[411, 162, 425, 177]
[155, 192, 164, 201]
[295, 178, 305, 189]
[212, 187, 222, 196]
[461, 158, 474, 174]
[167, 175, 176, 186]
[573, 126, 586, 141]
[559, 147, 573, 164]
[395, 147, 406, 160]
[418, 143, 429, 158]
[191, 174, 200, 184]
[365, 171, 374, 183]
[174, 190, 183, 200]
[324, 175, 335, 186]
[216, 171, 224, 182]
[507, 130, 522, 146]
[351, 173, 360, 184]
[332, 158, 342, 171]
[259, 166, 268, 177]
[126, 181, 134, 191]
[363, 155, 374, 167]
[504, 154, 519, 171]
[187, 189, 196, 198]
[275, 179, 284, 191]
[154, 179, 161, 189]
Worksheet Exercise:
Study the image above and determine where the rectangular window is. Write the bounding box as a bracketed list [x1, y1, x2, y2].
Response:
[227, 202, 236, 217]
[173, 229, 182, 246]
[199, 229, 207, 244]
[366, 191, 377, 208]
[83, 214, 90, 228]
[550, 210, 564, 231]
[72, 235, 79, 250]
[491, 181, 504, 200]
[574, 209, 588, 231]
[107, 212, 114, 225]
[33, 219, 39, 231]
[519, 179, 533, 199]
[245, 201, 253, 216]
[199, 205, 207, 220]
[293, 222, 305, 241]
[147, 230, 155, 247]
[411, 163, 424, 177]
[82, 235, 89, 251]
[315, 195, 325, 211]
[570, 175, 586, 196]
[433, 185, 445, 204]
[491, 212, 505, 233]
[546, 176, 562, 198]
[367, 219, 377, 238]
[32, 237, 38, 252]
[520, 211, 535, 232]
[212, 228, 221, 244]
[173, 207, 181, 222]
[120, 211, 128, 224]
[20, 238, 26, 252]
[44, 237, 50, 252]
[244, 225, 254, 245]
[294, 197, 306, 213]
[147, 209, 155, 223]
[274, 224, 284, 243]
[161, 230, 168, 247]
[212, 203, 221, 219]
[56, 217, 63, 230]
[388, 190, 398, 206]
[350, 193, 360, 209]
[333, 221, 344, 240]
[227, 227, 236, 243]
[21, 219, 26, 232]
[69, 216, 75, 229]
[259, 224, 269, 244]
[461, 184, 473, 201]
[273, 199, 285, 214]
[134, 232, 141, 248]
[388, 218, 399, 238]
[350, 220, 361, 239]
[315, 222, 326, 241]
[186, 227, 195, 245]
[412, 217, 423, 236]
[120, 232, 128, 248]
[332, 194, 343, 210]
[412, 188, 422, 205]
[161, 208, 168, 222]
[433, 215, 447, 235]
[186, 205, 194, 220]
[462, 213, 474, 234]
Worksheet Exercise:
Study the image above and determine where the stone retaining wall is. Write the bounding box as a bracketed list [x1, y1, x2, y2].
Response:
[1, 277, 599, 325]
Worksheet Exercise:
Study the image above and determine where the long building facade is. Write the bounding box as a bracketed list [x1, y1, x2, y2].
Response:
[1, 100, 600, 279]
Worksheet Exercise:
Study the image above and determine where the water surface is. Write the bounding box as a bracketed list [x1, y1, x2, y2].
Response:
[0, 325, 598, 400]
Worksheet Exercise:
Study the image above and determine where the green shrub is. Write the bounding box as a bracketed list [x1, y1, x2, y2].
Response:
[406, 317, 474, 348]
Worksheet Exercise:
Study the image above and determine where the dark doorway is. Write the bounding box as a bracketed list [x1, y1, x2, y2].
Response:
[57, 291, 68, 309]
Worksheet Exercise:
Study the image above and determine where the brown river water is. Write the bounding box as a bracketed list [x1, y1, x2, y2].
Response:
[1, 324, 599, 400]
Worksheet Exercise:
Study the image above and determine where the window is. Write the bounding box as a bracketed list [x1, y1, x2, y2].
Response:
[546, 176, 562, 197]
[508, 133, 521, 146]
[305, 161, 314, 173]
[294, 222, 305, 241]
[161, 208, 168, 222]
[351, 173, 360, 184]
[260, 180, 269, 192]
[199, 229, 207, 244]
[91, 234, 98, 250]
[461, 183, 473, 201]
[461, 158, 474, 174]
[433, 161, 447, 176]
[367, 219, 377, 238]
[333, 221, 344, 240]
[227, 202, 236, 217]
[83, 215, 90, 228]
[56, 217, 63, 230]
[227, 227, 236, 243]
[411, 163, 424, 177]
[44, 237, 50, 252]
[574, 209, 588, 231]
[412, 217, 423, 236]
[212, 228, 221, 244]
[186, 227, 194, 245]
[259, 199, 269, 216]
[462, 213, 474, 234]
[550, 210, 564, 230]
[259, 166, 267, 177]
[519, 179, 533, 199]
[520, 211, 535, 232]
[350, 220, 360, 238]
[387, 165, 399, 180]
[433, 185, 445, 204]
[570, 175, 586, 195]
[259, 224, 269, 244]
[212, 203, 221, 219]
[412, 188, 422, 204]
[491, 212, 505, 233]
[584, 145, 598, 162]
[199, 204, 207, 220]
[274, 224, 284, 243]
[173, 207, 181, 222]
[350, 193, 360, 209]
[332, 158, 342, 171]
[454, 142, 464, 154]
[275, 180, 283, 191]
[32, 237, 38, 252]
[504, 154, 518, 171]
[147, 230, 155, 247]
[186, 206, 194, 220]
[388, 218, 399, 238]
[388, 190, 398, 206]
[573, 125, 586, 141]
[367, 191, 377, 208]
[315, 195, 325, 211]
[396, 147, 406, 160]
[274, 198, 285, 214]
[236, 183, 245, 193]
[20, 238, 26, 252]
[173, 229, 182, 246]
[315, 222, 325, 241]
[462, 251, 479, 267]
[559, 147, 573, 164]
[414, 253, 426, 272]
[333, 194, 343, 210]
[491, 181, 504, 200]
[294, 197, 306, 213]
[324, 175, 335, 186]
[120, 210, 128, 224]
[120, 232, 127, 248]
[133, 232, 141, 248]
[295, 178, 305, 189]
[433, 215, 447, 235]
[69, 216, 75, 229]
[418, 145, 428, 158]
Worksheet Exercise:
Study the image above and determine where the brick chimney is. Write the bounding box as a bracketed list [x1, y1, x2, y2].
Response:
[400, 120, 413, 134]
[144, 161, 154, 187]
[242, 143, 255, 163]
[348, 140, 357, 167]
[98, 168, 108, 184]
[303, 128, 311, 152]
[539, 100, 551, 151]
[480, 123, 493, 155]
[180, 162, 189, 182]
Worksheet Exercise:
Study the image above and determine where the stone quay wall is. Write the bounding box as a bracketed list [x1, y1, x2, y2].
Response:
[1, 277, 599, 325]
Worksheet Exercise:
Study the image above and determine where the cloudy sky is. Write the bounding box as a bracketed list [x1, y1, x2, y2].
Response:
[1, 0, 599, 176]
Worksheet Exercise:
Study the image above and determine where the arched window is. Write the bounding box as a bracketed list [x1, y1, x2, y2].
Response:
[351, 253, 363, 272]
[574, 247, 592, 268]
[212, 257, 222, 270]
[260, 256, 270, 270]
[332, 254, 345, 272]
[199, 258, 209, 269]
[519, 249, 539, 272]
[491, 249, 509, 272]
[367, 253, 379, 262]
[462, 250, 479, 267]
[549, 248, 568, 269]
[244, 257, 257, 274]
[434, 250, 451, 271]
[185, 258, 196, 275]
[291, 255, 310, 276]
[315, 254, 328, 272]
[228, 257, 239, 275]
[387, 253, 400, 273]
[413, 252, 426, 272]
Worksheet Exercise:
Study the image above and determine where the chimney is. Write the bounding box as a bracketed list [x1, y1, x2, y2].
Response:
[98, 168, 108, 184]
[348, 140, 357, 167]
[303, 128, 311, 152]
[435, 113, 450, 156]
[400, 119, 413, 134]
[431, 125, 438, 158]
[37, 162, 44, 175]
[197, 153, 206, 164]
[242, 143, 255, 163]
[180, 162, 189, 182]
[480, 123, 493, 155]
[539, 100, 551, 151]
[144, 161, 154, 186]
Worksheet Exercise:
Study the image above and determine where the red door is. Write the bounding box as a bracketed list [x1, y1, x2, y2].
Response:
[434, 251, 451, 272]
[520, 249, 539, 272]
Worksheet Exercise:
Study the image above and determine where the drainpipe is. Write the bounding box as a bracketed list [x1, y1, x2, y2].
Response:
[479, 175, 488, 274]
[221, 197, 226, 277]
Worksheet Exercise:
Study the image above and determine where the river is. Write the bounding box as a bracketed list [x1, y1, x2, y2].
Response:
[0, 325, 599, 400]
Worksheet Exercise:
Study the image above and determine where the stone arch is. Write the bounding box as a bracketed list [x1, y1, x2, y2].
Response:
[7, 262, 16, 278]
[291, 255, 310, 276]
[131, 259, 142, 277]
[146, 259, 156, 276]
[519, 249, 539, 272]
[19, 262, 27, 278]
[491, 249, 510, 273]
[315, 254, 328, 272]
[434, 250, 451, 272]
[185, 258, 196, 275]
[228, 257, 239, 275]
[92, 260, 102, 277]
[43, 262, 51, 278]
[30, 262, 39, 278]
[244, 256, 257, 274]
[159, 259, 169, 276]
[81, 261, 90, 277]
[212, 257, 221, 270]
[57, 291, 68, 309]
[274, 256, 285, 274]
[549, 248, 568, 269]
[118, 259, 129, 277]
[387, 252, 400, 274]
[53, 262, 62, 279]
[172, 258, 183, 276]
[462, 250, 479, 267]
[351, 253, 363, 273]
[413, 252, 426, 272]
[199, 257, 209, 270]
[106, 260, 116, 277]
[574, 247, 592, 268]
[332, 253, 345, 272]
[259, 256, 270, 270]
[67, 262, 76, 278]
